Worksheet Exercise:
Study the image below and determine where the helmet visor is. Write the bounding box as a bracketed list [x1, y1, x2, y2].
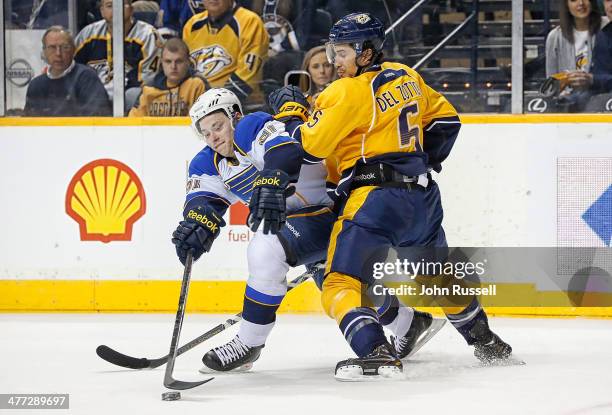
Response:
[325, 42, 337, 64]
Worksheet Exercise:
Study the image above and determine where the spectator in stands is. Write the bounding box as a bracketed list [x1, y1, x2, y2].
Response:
[74, 0, 161, 101]
[182, 0, 269, 102]
[545, 0, 603, 89]
[160, 0, 205, 38]
[160, 0, 252, 39]
[129, 38, 208, 116]
[24, 26, 111, 116]
[252, 0, 325, 53]
[300, 45, 336, 104]
[131, 1, 162, 27]
[590, 0, 612, 92]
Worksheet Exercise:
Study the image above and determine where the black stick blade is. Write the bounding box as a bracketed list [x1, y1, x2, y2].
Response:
[96, 345, 152, 369]
[164, 377, 214, 390]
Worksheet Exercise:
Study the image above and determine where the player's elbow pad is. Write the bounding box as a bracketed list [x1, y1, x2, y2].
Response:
[263, 143, 303, 181]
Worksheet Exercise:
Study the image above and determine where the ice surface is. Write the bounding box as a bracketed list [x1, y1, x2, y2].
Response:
[1, 313, 611, 415]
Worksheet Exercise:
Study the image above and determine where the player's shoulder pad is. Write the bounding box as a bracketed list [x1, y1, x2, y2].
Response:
[382, 61, 422, 82]
[188, 146, 218, 177]
[317, 77, 367, 107]
[233, 111, 274, 153]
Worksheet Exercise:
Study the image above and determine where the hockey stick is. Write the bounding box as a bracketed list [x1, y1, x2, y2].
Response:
[96, 263, 322, 370]
[163, 251, 213, 390]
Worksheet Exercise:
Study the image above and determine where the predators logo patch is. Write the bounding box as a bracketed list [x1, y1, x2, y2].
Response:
[354, 14, 371, 24]
[192, 45, 233, 78]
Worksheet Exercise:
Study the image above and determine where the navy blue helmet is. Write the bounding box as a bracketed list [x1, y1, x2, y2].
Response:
[326, 12, 385, 64]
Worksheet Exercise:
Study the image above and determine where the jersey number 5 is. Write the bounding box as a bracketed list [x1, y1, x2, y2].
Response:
[398, 102, 422, 152]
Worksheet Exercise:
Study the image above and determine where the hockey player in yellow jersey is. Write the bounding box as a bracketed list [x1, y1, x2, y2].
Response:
[182, 0, 268, 102]
[292, 12, 513, 380]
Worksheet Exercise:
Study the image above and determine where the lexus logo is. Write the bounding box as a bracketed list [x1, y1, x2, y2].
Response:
[605, 98, 612, 112]
[527, 98, 548, 113]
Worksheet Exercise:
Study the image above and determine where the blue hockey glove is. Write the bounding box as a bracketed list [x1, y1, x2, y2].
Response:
[247, 169, 295, 235]
[172, 205, 225, 265]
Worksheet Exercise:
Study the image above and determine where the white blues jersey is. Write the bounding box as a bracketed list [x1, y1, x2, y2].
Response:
[185, 112, 332, 214]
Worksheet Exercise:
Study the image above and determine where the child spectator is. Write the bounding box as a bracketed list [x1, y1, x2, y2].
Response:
[74, 0, 161, 100]
[129, 38, 209, 116]
[182, 0, 269, 102]
[24, 26, 111, 116]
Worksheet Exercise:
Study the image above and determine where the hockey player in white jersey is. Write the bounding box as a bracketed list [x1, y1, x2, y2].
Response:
[171, 88, 443, 373]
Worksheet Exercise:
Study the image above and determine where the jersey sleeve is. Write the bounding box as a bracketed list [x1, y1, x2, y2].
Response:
[137, 25, 161, 85]
[418, 74, 461, 172]
[233, 112, 301, 177]
[225, 13, 268, 98]
[299, 79, 371, 160]
[184, 148, 239, 216]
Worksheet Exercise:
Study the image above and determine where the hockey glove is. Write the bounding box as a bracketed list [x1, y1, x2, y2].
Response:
[268, 85, 309, 122]
[247, 169, 295, 235]
[172, 205, 226, 265]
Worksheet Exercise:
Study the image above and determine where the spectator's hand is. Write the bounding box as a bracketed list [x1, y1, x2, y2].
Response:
[567, 71, 593, 89]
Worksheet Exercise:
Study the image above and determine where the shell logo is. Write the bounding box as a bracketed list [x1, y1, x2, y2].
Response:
[65, 159, 146, 243]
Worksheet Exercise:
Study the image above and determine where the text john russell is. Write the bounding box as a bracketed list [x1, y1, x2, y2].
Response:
[372, 284, 497, 297]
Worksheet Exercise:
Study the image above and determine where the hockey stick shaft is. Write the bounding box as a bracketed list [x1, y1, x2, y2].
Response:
[96, 264, 321, 369]
[163, 251, 213, 389]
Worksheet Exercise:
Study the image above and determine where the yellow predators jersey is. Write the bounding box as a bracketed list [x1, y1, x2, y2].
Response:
[182, 6, 268, 101]
[299, 61, 461, 177]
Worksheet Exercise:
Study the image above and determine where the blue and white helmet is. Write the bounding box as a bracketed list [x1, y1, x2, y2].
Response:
[326, 12, 385, 64]
[189, 88, 243, 140]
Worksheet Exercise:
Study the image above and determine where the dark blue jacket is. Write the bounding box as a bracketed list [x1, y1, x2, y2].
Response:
[592, 23, 612, 93]
[24, 63, 111, 116]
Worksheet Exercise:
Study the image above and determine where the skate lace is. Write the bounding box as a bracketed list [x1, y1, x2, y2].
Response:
[213, 337, 250, 366]
[393, 335, 408, 353]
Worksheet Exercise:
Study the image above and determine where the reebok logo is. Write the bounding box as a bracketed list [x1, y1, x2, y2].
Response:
[254, 177, 281, 187]
[354, 173, 376, 181]
[187, 210, 219, 233]
[285, 222, 300, 238]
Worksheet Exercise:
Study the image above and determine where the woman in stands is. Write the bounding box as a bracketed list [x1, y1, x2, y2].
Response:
[545, 0, 606, 89]
[300, 45, 336, 104]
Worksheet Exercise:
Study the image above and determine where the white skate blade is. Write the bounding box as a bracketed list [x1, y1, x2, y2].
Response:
[198, 362, 254, 374]
[404, 318, 447, 359]
[334, 365, 404, 382]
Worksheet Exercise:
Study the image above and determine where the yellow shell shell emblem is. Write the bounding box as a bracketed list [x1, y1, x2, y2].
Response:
[66, 159, 146, 243]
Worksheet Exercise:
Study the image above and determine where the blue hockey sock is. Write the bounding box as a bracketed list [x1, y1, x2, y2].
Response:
[238, 285, 285, 347]
[242, 285, 284, 325]
[446, 298, 489, 345]
[339, 308, 388, 357]
[377, 293, 400, 326]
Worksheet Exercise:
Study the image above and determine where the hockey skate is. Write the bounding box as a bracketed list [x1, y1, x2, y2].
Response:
[200, 335, 263, 373]
[391, 310, 446, 359]
[469, 319, 514, 365]
[335, 342, 403, 381]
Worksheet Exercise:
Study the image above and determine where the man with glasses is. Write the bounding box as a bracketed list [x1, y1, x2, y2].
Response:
[24, 26, 111, 116]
